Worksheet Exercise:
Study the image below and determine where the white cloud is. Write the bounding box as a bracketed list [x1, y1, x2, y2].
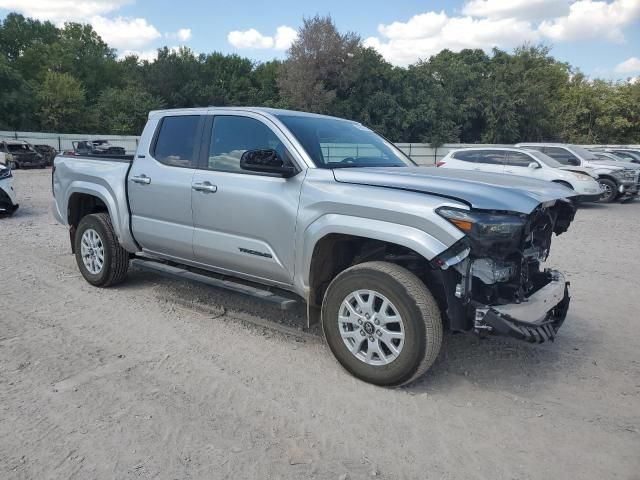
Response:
[274, 26, 298, 50]
[228, 25, 298, 50]
[228, 28, 274, 49]
[462, 0, 570, 20]
[0, 0, 130, 22]
[166, 28, 192, 42]
[365, 13, 539, 66]
[615, 56, 640, 73]
[90, 16, 161, 50]
[538, 0, 640, 42]
[118, 48, 158, 62]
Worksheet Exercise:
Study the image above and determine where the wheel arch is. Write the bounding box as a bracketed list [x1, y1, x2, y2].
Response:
[298, 214, 452, 326]
[65, 184, 120, 253]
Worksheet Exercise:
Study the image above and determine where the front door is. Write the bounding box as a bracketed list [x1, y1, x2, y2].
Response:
[191, 114, 304, 285]
[128, 114, 204, 261]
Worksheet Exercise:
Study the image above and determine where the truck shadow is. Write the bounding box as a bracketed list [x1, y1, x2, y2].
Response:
[123, 267, 594, 394]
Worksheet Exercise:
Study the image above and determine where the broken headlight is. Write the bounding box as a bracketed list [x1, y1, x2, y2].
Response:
[437, 207, 526, 242]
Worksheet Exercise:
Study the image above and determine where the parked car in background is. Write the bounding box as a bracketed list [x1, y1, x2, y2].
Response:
[438, 147, 602, 203]
[72, 140, 126, 156]
[0, 140, 46, 169]
[590, 148, 640, 164]
[34, 144, 58, 166]
[52, 107, 578, 386]
[516, 143, 639, 203]
[0, 163, 18, 215]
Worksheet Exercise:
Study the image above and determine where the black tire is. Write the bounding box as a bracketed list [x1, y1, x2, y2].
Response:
[598, 178, 617, 203]
[321, 261, 442, 387]
[74, 212, 129, 287]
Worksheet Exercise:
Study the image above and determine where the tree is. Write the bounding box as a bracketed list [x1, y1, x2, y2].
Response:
[0, 56, 35, 130]
[278, 15, 361, 113]
[93, 86, 165, 135]
[37, 71, 86, 132]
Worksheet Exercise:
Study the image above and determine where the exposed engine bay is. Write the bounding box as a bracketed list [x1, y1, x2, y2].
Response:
[431, 199, 576, 336]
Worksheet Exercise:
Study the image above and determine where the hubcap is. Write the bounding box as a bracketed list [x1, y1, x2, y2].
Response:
[80, 228, 104, 275]
[600, 182, 613, 200]
[338, 290, 405, 366]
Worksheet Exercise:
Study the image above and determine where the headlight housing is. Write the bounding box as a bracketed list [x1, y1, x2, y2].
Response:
[437, 207, 526, 243]
[0, 167, 11, 180]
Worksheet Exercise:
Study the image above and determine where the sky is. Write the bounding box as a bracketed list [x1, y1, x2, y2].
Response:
[1, 0, 639, 79]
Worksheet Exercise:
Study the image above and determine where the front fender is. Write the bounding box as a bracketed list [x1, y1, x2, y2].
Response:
[293, 213, 452, 298]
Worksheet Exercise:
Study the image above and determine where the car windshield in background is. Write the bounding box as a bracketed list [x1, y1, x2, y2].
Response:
[527, 150, 563, 168]
[572, 145, 599, 160]
[275, 115, 413, 168]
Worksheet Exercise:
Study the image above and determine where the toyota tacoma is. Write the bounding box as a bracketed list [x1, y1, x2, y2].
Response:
[52, 108, 577, 386]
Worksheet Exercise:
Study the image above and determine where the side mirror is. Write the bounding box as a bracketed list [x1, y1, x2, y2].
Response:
[528, 162, 540, 169]
[240, 149, 296, 178]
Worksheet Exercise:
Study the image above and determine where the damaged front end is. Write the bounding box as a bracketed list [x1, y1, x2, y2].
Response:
[431, 199, 576, 343]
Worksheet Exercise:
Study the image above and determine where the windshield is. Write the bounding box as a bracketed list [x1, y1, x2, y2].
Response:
[275, 115, 413, 168]
[571, 145, 599, 160]
[527, 149, 563, 168]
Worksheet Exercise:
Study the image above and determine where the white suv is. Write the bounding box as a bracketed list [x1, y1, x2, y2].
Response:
[516, 143, 639, 203]
[438, 147, 602, 203]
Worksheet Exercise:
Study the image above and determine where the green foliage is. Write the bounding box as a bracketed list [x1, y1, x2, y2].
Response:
[93, 86, 165, 135]
[37, 71, 86, 132]
[0, 11, 638, 145]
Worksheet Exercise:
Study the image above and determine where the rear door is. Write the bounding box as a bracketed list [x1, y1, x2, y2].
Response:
[190, 112, 305, 285]
[128, 114, 205, 261]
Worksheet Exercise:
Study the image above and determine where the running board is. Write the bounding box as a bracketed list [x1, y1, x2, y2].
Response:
[131, 259, 299, 311]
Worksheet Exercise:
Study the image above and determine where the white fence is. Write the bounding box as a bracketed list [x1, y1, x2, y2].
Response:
[2, 130, 638, 165]
[0, 131, 139, 155]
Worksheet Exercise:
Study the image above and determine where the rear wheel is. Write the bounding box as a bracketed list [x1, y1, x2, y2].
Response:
[321, 261, 442, 387]
[74, 213, 129, 287]
[598, 178, 617, 203]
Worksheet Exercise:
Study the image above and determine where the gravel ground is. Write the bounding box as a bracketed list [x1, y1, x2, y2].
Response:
[1, 169, 639, 480]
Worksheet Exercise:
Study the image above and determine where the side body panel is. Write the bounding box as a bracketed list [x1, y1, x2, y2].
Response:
[52, 155, 138, 252]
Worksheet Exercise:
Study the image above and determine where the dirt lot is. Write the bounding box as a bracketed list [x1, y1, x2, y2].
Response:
[1, 169, 639, 480]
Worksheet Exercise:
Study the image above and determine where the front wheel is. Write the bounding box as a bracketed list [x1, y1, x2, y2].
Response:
[598, 178, 617, 203]
[321, 261, 442, 387]
[74, 213, 129, 287]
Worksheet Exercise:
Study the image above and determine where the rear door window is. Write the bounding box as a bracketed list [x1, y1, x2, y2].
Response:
[152, 115, 202, 168]
[506, 151, 535, 167]
[479, 150, 506, 165]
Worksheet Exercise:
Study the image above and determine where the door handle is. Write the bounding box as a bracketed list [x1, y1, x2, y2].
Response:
[505, 169, 514, 173]
[131, 174, 151, 185]
[192, 181, 217, 193]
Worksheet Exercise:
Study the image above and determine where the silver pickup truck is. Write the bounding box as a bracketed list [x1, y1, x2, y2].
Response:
[52, 107, 577, 386]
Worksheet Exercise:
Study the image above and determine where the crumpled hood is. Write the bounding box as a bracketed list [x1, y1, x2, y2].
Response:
[332, 167, 577, 214]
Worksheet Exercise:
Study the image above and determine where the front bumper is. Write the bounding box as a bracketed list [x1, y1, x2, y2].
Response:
[474, 270, 570, 343]
[576, 193, 602, 203]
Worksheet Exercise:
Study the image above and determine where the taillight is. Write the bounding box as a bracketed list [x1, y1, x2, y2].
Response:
[436, 161, 446, 167]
